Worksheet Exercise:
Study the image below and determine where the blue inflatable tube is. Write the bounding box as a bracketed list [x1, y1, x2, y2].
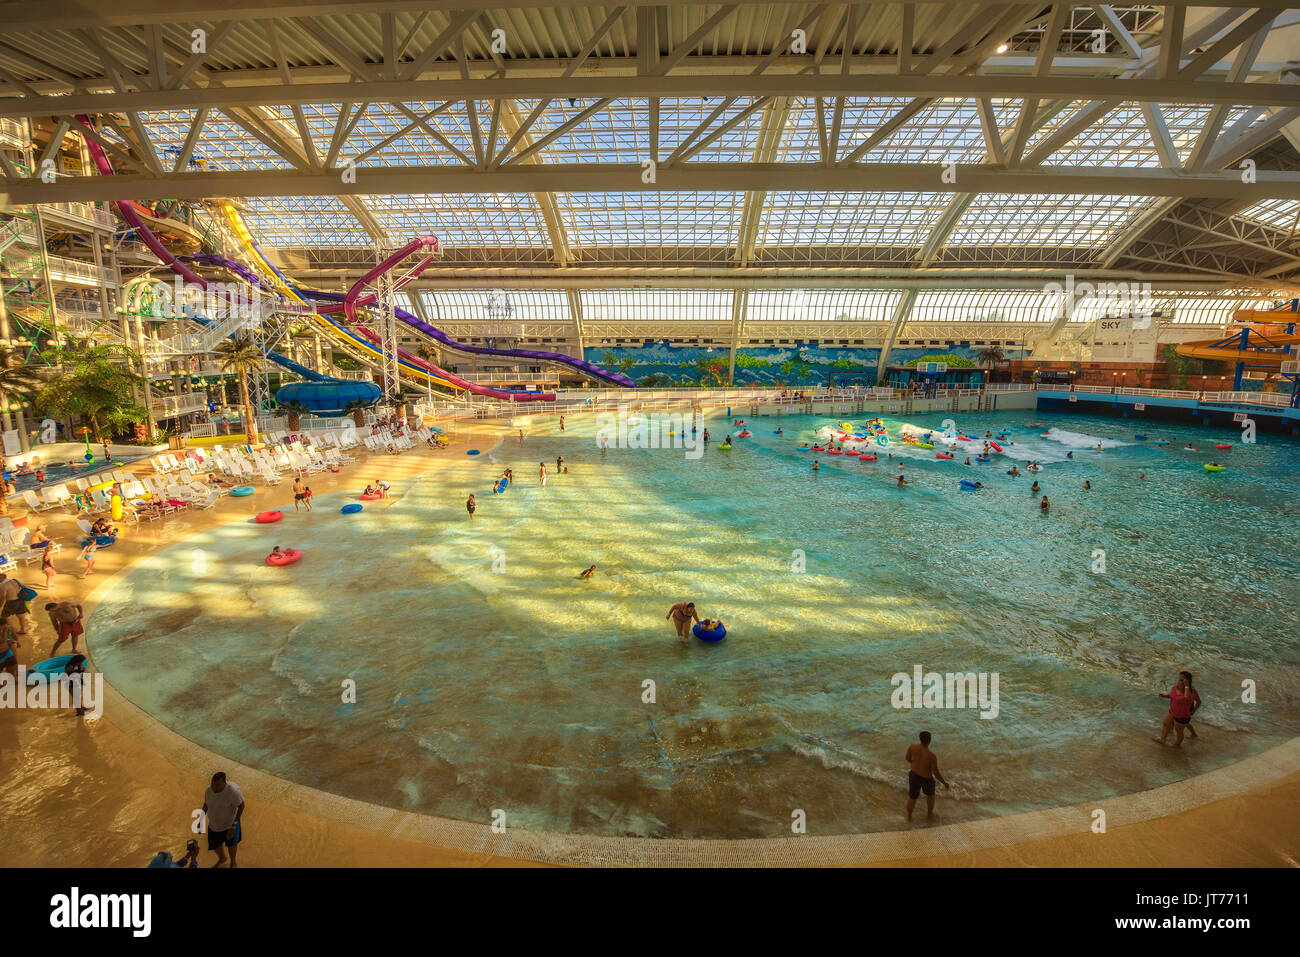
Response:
[27, 653, 88, 684]
[80, 535, 116, 548]
[492, 477, 508, 494]
[693, 622, 727, 642]
[341, 503, 363, 514]
[959, 480, 981, 490]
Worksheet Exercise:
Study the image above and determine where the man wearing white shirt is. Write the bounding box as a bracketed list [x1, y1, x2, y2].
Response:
[203, 772, 245, 867]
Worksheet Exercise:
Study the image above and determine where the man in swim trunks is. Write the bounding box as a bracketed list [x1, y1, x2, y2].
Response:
[46, 600, 85, 655]
[292, 477, 311, 512]
[466, 494, 476, 519]
[0, 574, 32, 636]
[666, 601, 699, 644]
[556, 455, 564, 474]
[202, 772, 245, 867]
[905, 731, 949, 821]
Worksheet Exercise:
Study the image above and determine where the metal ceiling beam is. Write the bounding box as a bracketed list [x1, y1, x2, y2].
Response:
[1, 0, 1289, 33]
[5, 72, 1298, 119]
[13, 162, 1299, 204]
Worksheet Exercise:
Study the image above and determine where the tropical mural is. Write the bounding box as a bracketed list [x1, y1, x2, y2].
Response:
[593, 342, 1031, 387]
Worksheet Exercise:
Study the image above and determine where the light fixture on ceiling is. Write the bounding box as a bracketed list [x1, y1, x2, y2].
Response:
[568, 97, 576, 106]
[996, 43, 1009, 54]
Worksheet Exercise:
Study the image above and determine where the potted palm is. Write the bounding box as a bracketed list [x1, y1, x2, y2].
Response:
[343, 398, 372, 429]
[279, 400, 310, 432]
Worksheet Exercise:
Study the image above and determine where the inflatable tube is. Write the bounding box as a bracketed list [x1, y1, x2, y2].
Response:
[80, 535, 115, 548]
[492, 478, 509, 494]
[735, 431, 752, 438]
[1134, 434, 1148, 440]
[693, 622, 727, 642]
[466, 450, 480, 455]
[876, 435, 890, 447]
[360, 492, 383, 501]
[18, 585, 37, 601]
[975, 456, 990, 463]
[1154, 441, 1170, 446]
[827, 449, 844, 455]
[1204, 464, 1226, 472]
[860, 454, 877, 462]
[959, 480, 980, 489]
[255, 511, 283, 524]
[810, 445, 825, 452]
[916, 443, 934, 450]
[1214, 443, 1232, 450]
[843, 450, 861, 457]
[26, 653, 87, 684]
[839, 422, 854, 431]
[266, 548, 302, 567]
[935, 452, 954, 460]
[231, 486, 255, 497]
[796, 445, 811, 451]
[718, 443, 732, 450]
[956, 435, 972, 442]
[341, 503, 363, 514]
[989, 441, 1003, 453]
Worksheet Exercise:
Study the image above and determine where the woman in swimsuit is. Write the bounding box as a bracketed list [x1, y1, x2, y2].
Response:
[78, 540, 98, 580]
[466, 494, 476, 519]
[41, 545, 56, 590]
[1155, 671, 1200, 746]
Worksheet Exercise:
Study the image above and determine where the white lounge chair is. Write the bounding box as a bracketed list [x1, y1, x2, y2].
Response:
[22, 490, 58, 512]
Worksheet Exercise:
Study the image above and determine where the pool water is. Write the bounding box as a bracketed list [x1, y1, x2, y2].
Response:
[89, 410, 1300, 839]
[6, 451, 150, 494]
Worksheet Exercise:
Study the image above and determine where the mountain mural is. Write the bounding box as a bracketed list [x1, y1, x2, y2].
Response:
[592, 342, 1031, 386]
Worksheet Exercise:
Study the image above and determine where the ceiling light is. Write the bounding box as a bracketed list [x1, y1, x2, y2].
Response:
[996, 43, 1009, 54]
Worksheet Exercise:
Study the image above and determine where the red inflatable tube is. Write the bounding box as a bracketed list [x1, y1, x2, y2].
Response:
[266, 549, 302, 566]
[360, 492, 383, 500]
[256, 511, 284, 523]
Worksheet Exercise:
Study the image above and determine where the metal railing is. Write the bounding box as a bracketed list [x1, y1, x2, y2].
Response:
[150, 392, 210, 418]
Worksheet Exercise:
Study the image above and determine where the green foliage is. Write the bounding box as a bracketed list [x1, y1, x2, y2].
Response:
[905, 353, 976, 369]
[332, 354, 363, 371]
[694, 356, 728, 386]
[34, 343, 148, 441]
[1162, 343, 1210, 376]
[734, 354, 772, 369]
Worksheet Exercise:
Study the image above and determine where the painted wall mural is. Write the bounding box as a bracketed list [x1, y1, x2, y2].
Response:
[592, 342, 1032, 386]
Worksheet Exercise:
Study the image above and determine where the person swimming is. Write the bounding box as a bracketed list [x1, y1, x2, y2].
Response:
[897, 474, 909, 486]
[1039, 496, 1050, 510]
[1066, 451, 1074, 459]
[1083, 480, 1091, 489]
[580, 565, 595, 579]
[1031, 480, 1041, 492]
[776, 428, 783, 436]
[812, 461, 819, 471]
[963, 457, 972, 466]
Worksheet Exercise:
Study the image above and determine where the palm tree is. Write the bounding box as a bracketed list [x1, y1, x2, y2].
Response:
[216, 336, 263, 443]
[343, 398, 373, 428]
[279, 400, 310, 431]
[34, 343, 147, 450]
[976, 347, 1005, 367]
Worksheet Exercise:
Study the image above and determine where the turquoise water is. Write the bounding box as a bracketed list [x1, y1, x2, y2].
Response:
[89, 409, 1300, 838]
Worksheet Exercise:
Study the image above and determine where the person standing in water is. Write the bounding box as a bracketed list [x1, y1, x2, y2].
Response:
[41, 544, 56, 591]
[466, 494, 476, 519]
[905, 731, 950, 821]
[46, 600, 85, 656]
[1155, 671, 1201, 747]
[518, 429, 525, 445]
[539, 463, 547, 488]
[666, 601, 700, 644]
[559, 415, 565, 431]
[0, 574, 32, 637]
[292, 476, 312, 512]
[556, 455, 564, 474]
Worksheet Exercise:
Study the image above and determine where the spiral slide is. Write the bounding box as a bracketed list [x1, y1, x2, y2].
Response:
[218, 204, 637, 389]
